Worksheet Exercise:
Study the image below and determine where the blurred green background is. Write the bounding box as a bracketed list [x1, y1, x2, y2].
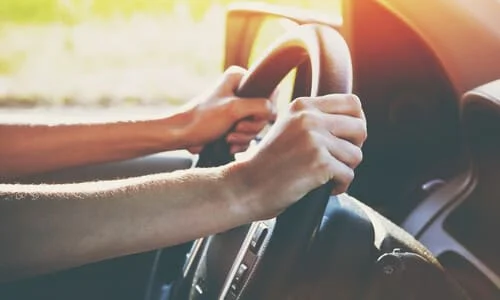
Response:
[0, 0, 341, 107]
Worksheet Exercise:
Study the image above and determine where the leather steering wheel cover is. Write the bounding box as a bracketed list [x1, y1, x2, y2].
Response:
[236, 25, 352, 99]
[187, 24, 353, 300]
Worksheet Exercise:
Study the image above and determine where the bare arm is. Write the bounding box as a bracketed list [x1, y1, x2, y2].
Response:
[0, 164, 252, 282]
[0, 115, 189, 180]
[0, 92, 366, 282]
[0, 67, 275, 180]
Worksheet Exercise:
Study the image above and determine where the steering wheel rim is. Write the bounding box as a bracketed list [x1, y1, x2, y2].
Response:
[176, 24, 352, 300]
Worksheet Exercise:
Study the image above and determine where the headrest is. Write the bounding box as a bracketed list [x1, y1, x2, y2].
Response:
[461, 80, 500, 156]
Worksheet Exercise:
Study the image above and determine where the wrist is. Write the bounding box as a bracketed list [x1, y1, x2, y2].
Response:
[222, 160, 265, 222]
[153, 109, 194, 151]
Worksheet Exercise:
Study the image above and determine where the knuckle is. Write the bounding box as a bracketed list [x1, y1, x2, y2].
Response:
[332, 164, 354, 194]
[225, 65, 245, 77]
[336, 168, 355, 193]
[226, 98, 240, 118]
[237, 121, 251, 132]
[349, 94, 362, 110]
[316, 153, 332, 174]
[337, 163, 354, 179]
[311, 143, 324, 160]
[235, 122, 246, 131]
[299, 131, 323, 159]
[343, 145, 363, 170]
[307, 135, 330, 168]
[345, 168, 355, 184]
[353, 119, 368, 144]
[352, 147, 363, 167]
[361, 128, 368, 144]
[335, 184, 349, 195]
[329, 115, 340, 131]
[299, 128, 316, 147]
[292, 110, 315, 129]
[290, 97, 310, 112]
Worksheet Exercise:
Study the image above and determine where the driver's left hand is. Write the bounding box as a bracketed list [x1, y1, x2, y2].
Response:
[181, 66, 277, 154]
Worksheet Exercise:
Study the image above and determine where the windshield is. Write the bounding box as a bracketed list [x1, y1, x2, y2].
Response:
[0, 0, 341, 112]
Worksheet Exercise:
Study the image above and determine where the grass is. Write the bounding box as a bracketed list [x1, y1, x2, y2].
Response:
[0, 0, 341, 108]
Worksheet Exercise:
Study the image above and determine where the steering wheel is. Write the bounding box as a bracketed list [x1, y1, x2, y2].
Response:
[172, 24, 352, 300]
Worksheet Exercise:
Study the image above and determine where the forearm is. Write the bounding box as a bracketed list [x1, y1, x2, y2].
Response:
[0, 164, 251, 281]
[0, 112, 191, 179]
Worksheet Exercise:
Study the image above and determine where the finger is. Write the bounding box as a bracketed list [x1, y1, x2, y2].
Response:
[226, 132, 255, 145]
[320, 133, 363, 169]
[291, 94, 364, 120]
[187, 146, 203, 154]
[220, 66, 247, 91]
[228, 98, 276, 122]
[234, 119, 269, 134]
[322, 114, 367, 147]
[230, 144, 249, 154]
[327, 158, 355, 196]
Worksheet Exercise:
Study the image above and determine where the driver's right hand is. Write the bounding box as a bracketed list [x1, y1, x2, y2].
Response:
[226, 94, 367, 221]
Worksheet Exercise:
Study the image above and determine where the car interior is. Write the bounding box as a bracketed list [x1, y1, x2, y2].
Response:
[0, 0, 499, 299]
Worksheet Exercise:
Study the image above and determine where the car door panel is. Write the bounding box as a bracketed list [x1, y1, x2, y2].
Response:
[15, 151, 194, 184]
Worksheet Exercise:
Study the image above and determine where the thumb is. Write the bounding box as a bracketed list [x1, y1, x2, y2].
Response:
[228, 97, 276, 121]
[221, 65, 247, 92]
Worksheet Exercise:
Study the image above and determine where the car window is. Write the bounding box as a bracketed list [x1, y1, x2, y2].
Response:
[0, 0, 341, 115]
